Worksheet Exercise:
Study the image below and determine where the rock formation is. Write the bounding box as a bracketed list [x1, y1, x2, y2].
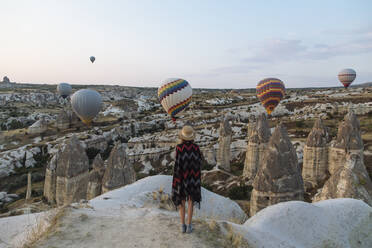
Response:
[55, 136, 89, 206]
[102, 143, 136, 193]
[43, 153, 58, 204]
[329, 110, 364, 175]
[28, 118, 48, 134]
[250, 124, 304, 216]
[243, 113, 270, 180]
[314, 153, 372, 206]
[302, 118, 329, 189]
[87, 154, 105, 200]
[216, 116, 233, 171]
[25, 172, 32, 201]
[55, 110, 70, 130]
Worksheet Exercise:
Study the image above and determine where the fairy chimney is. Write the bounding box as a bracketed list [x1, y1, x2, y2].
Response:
[314, 153, 372, 206]
[87, 154, 106, 200]
[102, 143, 136, 193]
[302, 118, 329, 189]
[55, 135, 89, 206]
[250, 124, 304, 216]
[328, 110, 364, 175]
[216, 115, 233, 171]
[43, 152, 59, 204]
[243, 113, 270, 180]
[56, 110, 70, 130]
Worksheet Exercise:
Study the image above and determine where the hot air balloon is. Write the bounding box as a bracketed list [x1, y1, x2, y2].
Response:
[71, 89, 102, 125]
[338, 68, 356, 88]
[57, 83, 72, 99]
[158, 78, 192, 122]
[90, 56, 95, 63]
[256, 78, 285, 115]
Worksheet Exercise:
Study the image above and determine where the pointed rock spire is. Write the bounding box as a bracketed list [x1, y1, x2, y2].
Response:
[102, 143, 136, 193]
[250, 124, 304, 216]
[243, 113, 270, 179]
[302, 118, 329, 190]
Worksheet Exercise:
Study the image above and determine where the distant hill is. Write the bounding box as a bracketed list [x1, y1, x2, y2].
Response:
[351, 82, 372, 87]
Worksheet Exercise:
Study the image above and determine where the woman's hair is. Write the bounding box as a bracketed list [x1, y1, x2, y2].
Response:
[177, 138, 193, 144]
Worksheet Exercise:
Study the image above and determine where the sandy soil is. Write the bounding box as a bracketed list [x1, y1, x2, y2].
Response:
[34, 206, 223, 248]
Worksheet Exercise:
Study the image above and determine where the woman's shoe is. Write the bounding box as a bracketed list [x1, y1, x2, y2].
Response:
[186, 224, 193, 233]
[182, 224, 187, 233]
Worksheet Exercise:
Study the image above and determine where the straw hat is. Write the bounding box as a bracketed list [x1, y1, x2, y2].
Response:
[179, 125, 195, 141]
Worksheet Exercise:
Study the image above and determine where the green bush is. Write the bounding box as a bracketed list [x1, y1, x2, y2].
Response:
[295, 120, 305, 128]
[228, 185, 253, 200]
[201, 182, 214, 192]
[86, 147, 100, 164]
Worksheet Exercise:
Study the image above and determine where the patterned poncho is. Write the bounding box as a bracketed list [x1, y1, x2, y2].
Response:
[171, 141, 202, 208]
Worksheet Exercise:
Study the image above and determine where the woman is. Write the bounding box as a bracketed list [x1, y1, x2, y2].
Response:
[172, 125, 202, 234]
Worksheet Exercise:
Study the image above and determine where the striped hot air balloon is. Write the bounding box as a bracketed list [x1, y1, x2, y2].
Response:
[338, 68, 356, 88]
[158, 78, 192, 122]
[256, 78, 285, 115]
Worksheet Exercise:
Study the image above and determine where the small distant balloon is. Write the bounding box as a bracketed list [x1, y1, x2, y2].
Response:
[158, 78, 192, 122]
[338, 68, 356, 88]
[90, 56, 95, 63]
[256, 78, 285, 115]
[57, 83, 72, 99]
[71, 89, 102, 125]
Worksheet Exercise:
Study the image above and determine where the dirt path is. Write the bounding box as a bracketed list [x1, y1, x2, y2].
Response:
[34, 206, 226, 248]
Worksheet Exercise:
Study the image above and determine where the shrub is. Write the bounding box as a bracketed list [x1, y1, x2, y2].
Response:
[295, 120, 305, 128]
[228, 185, 253, 200]
[86, 147, 100, 164]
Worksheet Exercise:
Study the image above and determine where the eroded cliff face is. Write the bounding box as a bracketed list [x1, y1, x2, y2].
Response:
[250, 124, 304, 216]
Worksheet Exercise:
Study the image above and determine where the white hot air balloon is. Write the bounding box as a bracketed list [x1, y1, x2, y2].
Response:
[71, 89, 102, 125]
[338, 68, 356, 88]
[57, 83, 72, 99]
[158, 78, 192, 122]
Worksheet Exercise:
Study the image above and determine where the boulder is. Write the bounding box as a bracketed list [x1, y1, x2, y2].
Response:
[250, 124, 304, 216]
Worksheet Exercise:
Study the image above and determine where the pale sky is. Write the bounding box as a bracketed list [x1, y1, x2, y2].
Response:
[1, 0, 371, 88]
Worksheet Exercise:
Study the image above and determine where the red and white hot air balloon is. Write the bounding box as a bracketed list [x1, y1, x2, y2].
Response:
[338, 68, 356, 88]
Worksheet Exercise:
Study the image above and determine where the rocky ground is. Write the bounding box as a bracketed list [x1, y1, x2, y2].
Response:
[0, 83, 372, 218]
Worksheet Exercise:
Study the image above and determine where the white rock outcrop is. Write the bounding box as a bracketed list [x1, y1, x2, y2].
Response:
[232, 198, 372, 248]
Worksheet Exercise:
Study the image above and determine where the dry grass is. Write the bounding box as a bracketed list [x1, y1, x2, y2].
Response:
[152, 191, 158, 201]
[193, 218, 251, 248]
[21, 207, 67, 248]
